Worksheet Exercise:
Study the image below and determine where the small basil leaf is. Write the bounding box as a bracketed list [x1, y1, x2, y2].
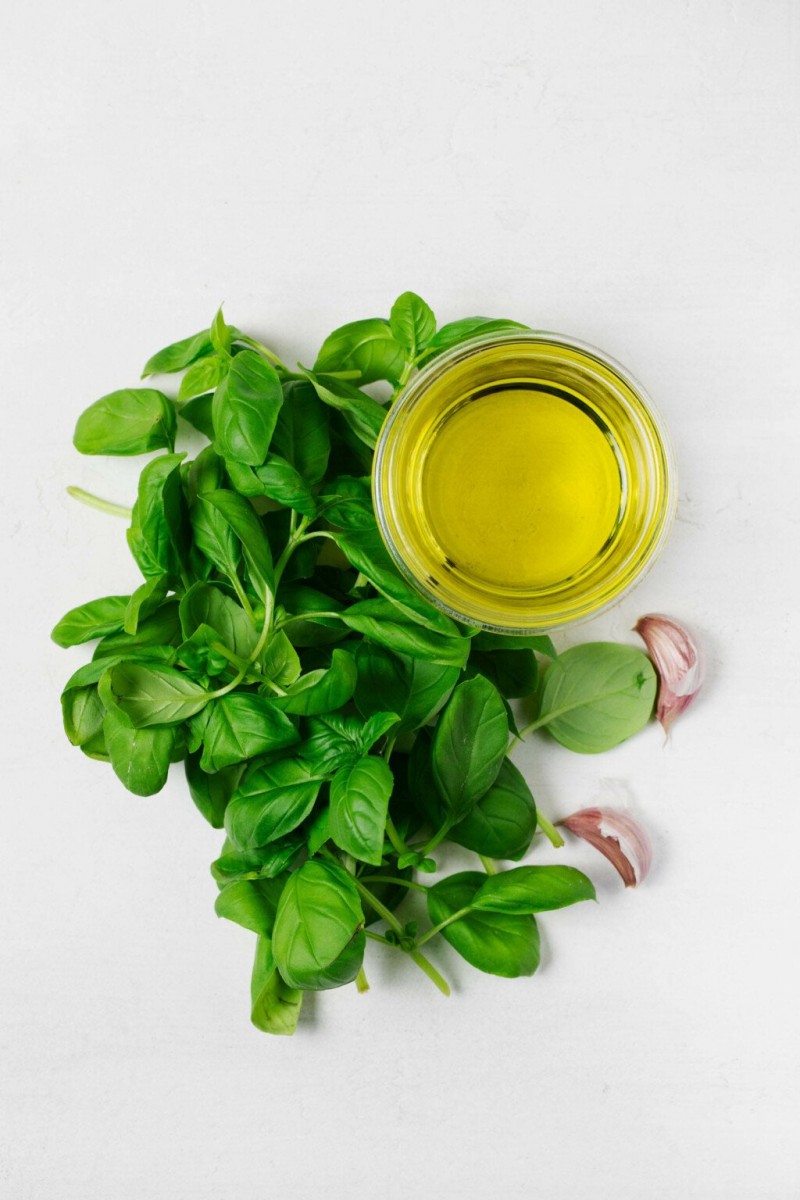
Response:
[251, 942, 302, 1035]
[177, 355, 227, 403]
[180, 392, 215, 439]
[329, 755, 393, 865]
[300, 370, 386, 448]
[472, 865, 596, 914]
[389, 292, 436, 359]
[341, 599, 470, 667]
[124, 576, 169, 636]
[418, 318, 529, 365]
[272, 379, 330, 485]
[203, 489, 274, 598]
[142, 329, 214, 377]
[185, 753, 242, 828]
[215, 876, 286, 937]
[225, 758, 324, 850]
[448, 758, 537, 861]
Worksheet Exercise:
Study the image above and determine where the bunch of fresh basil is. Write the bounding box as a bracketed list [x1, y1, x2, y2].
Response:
[53, 294, 658, 1035]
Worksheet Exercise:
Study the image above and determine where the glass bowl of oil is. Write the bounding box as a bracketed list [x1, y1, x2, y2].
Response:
[373, 332, 676, 633]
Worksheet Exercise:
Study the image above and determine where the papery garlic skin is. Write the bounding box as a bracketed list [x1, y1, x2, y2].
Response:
[634, 613, 704, 733]
[559, 807, 652, 887]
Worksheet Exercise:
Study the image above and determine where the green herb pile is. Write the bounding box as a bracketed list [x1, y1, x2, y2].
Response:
[53, 293, 659, 1035]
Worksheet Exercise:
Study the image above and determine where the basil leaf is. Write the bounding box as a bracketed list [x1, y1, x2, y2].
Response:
[124, 576, 169, 636]
[94, 602, 182, 660]
[472, 630, 557, 658]
[341, 598, 470, 667]
[467, 648, 538, 699]
[202, 489, 273, 597]
[427, 872, 540, 977]
[215, 876, 286, 937]
[272, 860, 365, 990]
[389, 292, 436, 359]
[318, 476, 374, 529]
[299, 714, 363, 776]
[185, 752, 242, 828]
[180, 392, 215, 439]
[73, 388, 176, 456]
[102, 705, 176, 796]
[418, 318, 529, 364]
[52, 595, 130, 648]
[314, 317, 405, 384]
[142, 329, 214, 377]
[61, 682, 105, 747]
[210, 306, 233, 356]
[329, 755, 393, 865]
[272, 380, 330, 485]
[101, 661, 209, 727]
[472, 865, 596, 914]
[224, 758, 324, 850]
[448, 758, 537, 861]
[211, 834, 304, 884]
[301, 371, 386, 448]
[277, 585, 346, 647]
[538, 643, 657, 753]
[225, 455, 317, 518]
[330, 525, 461, 637]
[177, 355, 227, 403]
[179, 583, 257, 660]
[199, 693, 299, 772]
[126, 453, 188, 581]
[251, 941, 302, 1035]
[354, 643, 460, 735]
[212, 350, 283, 466]
[273, 648, 357, 716]
[431, 676, 509, 822]
[190, 492, 242, 583]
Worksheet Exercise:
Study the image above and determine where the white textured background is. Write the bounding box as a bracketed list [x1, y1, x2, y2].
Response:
[2, 2, 799, 1197]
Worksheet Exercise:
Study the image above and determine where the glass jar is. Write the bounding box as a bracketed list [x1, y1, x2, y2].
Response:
[373, 332, 676, 633]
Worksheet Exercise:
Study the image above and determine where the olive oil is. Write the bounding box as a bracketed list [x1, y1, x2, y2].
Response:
[374, 334, 674, 632]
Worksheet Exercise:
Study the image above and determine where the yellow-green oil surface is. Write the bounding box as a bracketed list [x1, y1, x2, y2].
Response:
[374, 336, 673, 632]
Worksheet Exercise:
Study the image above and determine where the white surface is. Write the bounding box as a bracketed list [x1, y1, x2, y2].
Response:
[2, 2, 799, 1197]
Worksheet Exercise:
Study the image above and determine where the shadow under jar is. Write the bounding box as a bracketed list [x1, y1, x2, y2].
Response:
[373, 332, 676, 633]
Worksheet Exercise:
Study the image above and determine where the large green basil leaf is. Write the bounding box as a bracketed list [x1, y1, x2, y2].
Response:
[354, 643, 459, 734]
[472, 865, 596, 914]
[211, 833, 304, 884]
[431, 676, 508, 822]
[272, 860, 365, 990]
[427, 872, 540, 978]
[314, 317, 405, 384]
[274, 649, 357, 716]
[448, 758, 537, 861]
[341, 599, 470, 667]
[199, 693, 299, 772]
[202, 489, 273, 598]
[52, 595, 130, 648]
[61, 682, 105, 747]
[301, 371, 386, 448]
[224, 758, 324, 850]
[212, 350, 283, 465]
[190, 493, 241, 583]
[225, 456, 317, 519]
[101, 661, 209, 727]
[73, 388, 176, 455]
[329, 755, 393, 865]
[272, 379, 330, 485]
[538, 643, 657, 753]
[102, 705, 176, 796]
[127, 453, 188, 581]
